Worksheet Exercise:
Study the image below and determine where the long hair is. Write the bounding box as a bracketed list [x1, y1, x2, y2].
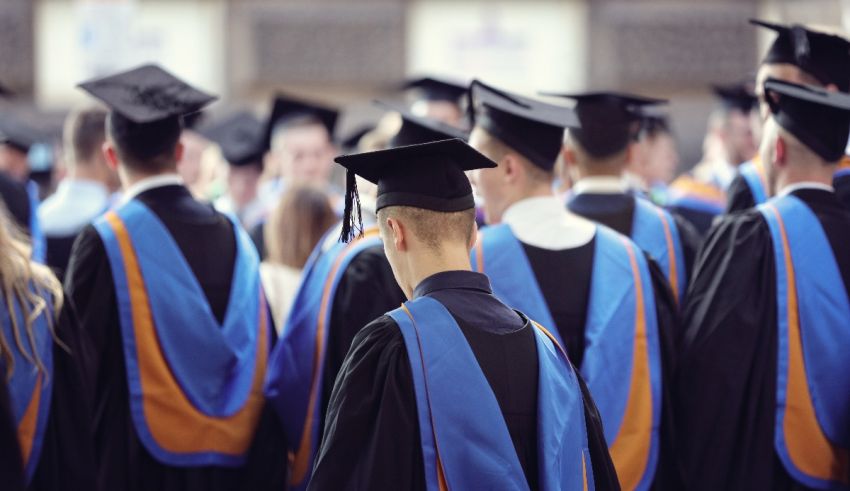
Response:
[0, 204, 64, 381]
[265, 184, 337, 269]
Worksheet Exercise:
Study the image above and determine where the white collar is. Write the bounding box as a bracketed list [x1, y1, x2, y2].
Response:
[778, 181, 834, 197]
[121, 173, 184, 205]
[572, 176, 628, 195]
[501, 195, 596, 250]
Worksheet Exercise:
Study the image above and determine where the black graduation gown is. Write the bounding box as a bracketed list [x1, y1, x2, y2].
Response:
[519, 236, 683, 491]
[724, 173, 756, 213]
[63, 184, 286, 491]
[0, 170, 32, 232]
[309, 271, 619, 491]
[675, 188, 850, 491]
[0, 378, 25, 491]
[833, 172, 850, 211]
[568, 192, 701, 279]
[44, 235, 77, 282]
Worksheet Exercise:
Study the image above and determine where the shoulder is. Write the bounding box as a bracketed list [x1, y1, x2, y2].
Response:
[339, 314, 409, 377]
[701, 209, 769, 259]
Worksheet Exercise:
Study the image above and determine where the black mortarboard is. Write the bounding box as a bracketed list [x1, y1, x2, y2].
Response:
[377, 101, 468, 147]
[636, 105, 672, 137]
[265, 94, 339, 148]
[335, 138, 496, 242]
[0, 113, 42, 153]
[403, 77, 468, 103]
[200, 112, 266, 167]
[470, 80, 578, 171]
[752, 19, 850, 92]
[763, 78, 850, 162]
[712, 82, 758, 113]
[545, 91, 666, 159]
[77, 64, 217, 124]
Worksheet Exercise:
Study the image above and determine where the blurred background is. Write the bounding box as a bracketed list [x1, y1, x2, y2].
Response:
[1, 0, 849, 171]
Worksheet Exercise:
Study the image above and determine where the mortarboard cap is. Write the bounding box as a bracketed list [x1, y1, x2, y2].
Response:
[636, 105, 672, 137]
[77, 64, 217, 124]
[403, 76, 468, 103]
[545, 91, 666, 159]
[200, 112, 266, 168]
[470, 80, 579, 171]
[751, 19, 850, 92]
[763, 78, 850, 162]
[335, 138, 495, 242]
[265, 94, 339, 148]
[377, 100, 468, 147]
[0, 113, 43, 153]
[712, 81, 758, 113]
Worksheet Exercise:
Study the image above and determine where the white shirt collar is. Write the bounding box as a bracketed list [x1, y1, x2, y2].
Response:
[501, 195, 596, 250]
[121, 173, 184, 205]
[778, 181, 834, 197]
[572, 176, 629, 195]
[38, 178, 111, 236]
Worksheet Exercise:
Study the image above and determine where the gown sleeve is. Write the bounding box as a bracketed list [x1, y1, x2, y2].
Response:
[0, 378, 24, 491]
[724, 174, 757, 214]
[575, 371, 621, 491]
[309, 315, 425, 491]
[671, 213, 702, 281]
[675, 211, 783, 490]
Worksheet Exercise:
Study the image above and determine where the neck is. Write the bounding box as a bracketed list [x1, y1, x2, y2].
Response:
[120, 167, 176, 191]
[405, 244, 472, 298]
[577, 161, 624, 180]
[774, 162, 835, 195]
[68, 161, 106, 185]
[503, 181, 555, 216]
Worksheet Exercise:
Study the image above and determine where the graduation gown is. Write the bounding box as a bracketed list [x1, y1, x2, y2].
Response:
[724, 173, 757, 212]
[675, 188, 850, 490]
[64, 184, 285, 491]
[0, 170, 31, 231]
[832, 170, 850, 211]
[309, 271, 619, 491]
[0, 372, 25, 491]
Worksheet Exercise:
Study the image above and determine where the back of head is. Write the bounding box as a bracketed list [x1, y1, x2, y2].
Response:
[64, 105, 108, 167]
[107, 112, 182, 173]
[265, 184, 337, 269]
[377, 205, 476, 254]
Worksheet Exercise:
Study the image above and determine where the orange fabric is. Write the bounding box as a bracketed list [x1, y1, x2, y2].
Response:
[289, 227, 381, 486]
[669, 175, 725, 203]
[653, 207, 679, 306]
[582, 452, 588, 491]
[768, 206, 850, 484]
[838, 155, 850, 171]
[107, 212, 267, 456]
[16, 373, 42, 467]
[607, 238, 653, 491]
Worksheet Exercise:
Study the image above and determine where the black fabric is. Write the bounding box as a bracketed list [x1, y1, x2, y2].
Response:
[0, 170, 31, 231]
[63, 184, 285, 491]
[724, 173, 757, 213]
[676, 188, 850, 490]
[568, 193, 700, 279]
[835, 172, 850, 210]
[380, 101, 467, 147]
[403, 77, 468, 103]
[712, 82, 757, 113]
[0, 373, 25, 491]
[199, 112, 266, 167]
[666, 204, 716, 237]
[265, 94, 338, 148]
[45, 235, 78, 282]
[309, 270, 619, 491]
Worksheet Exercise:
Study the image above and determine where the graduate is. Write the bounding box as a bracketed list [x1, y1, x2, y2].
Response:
[555, 91, 700, 303]
[403, 76, 469, 127]
[626, 107, 680, 206]
[467, 80, 680, 491]
[309, 138, 618, 491]
[263, 104, 463, 491]
[725, 20, 850, 213]
[0, 205, 97, 490]
[39, 106, 117, 280]
[64, 64, 284, 491]
[676, 79, 850, 490]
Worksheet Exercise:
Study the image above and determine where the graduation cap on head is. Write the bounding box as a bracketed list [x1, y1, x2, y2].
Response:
[469, 80, 578, 171]
[0, 113, 43, 153]
[335, 138, 496, 242]
[544, 91, 666, 159]
[712, 82, 758, 113]
[200, 112, 267, 168]
[751, 19, 850, 92]
[763, 78, 850, 162]
[265, 94, 339, 148]
[403, 76, 468, 103]
[636, 105, 672, 137]
[376, 100, 468, 147]
[77, 64, 217, 124]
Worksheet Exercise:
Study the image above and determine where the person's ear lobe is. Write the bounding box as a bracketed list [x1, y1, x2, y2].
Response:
[775, 135, 786, 168]
[468, 222, 479, 250]
[174, 140, 185, 164]
[562, 146, 576, 166]
[389, 217, 405, 252]
[503, 155, 521, 184]
[103, 142, 119, 171]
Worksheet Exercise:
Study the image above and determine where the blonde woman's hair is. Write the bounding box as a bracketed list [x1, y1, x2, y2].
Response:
[0, 204, 64, 381]
[265, 185, 338, 269]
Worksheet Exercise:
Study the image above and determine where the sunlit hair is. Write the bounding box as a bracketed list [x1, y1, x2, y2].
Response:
[264, 184, 338, 269]
[0, 205, 64, 381]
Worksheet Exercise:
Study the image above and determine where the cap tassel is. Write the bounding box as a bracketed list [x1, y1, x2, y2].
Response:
[339, 169, 364, 243]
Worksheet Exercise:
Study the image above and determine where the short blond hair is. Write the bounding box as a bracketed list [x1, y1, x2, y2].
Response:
[377, 206, 476, 252]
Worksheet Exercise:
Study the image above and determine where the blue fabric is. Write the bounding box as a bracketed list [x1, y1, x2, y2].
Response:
[263, 229, 382, 491]
[389, 297, 591, 491]
[26, 181, 45, 263]
[470, 224, 561, 345]
[666, 195, 724, 215]
[2, 290, 53, 484]
[739, 161, 768, 205]
[834, 167, 850, 179]
[631, 197, 687, 303]
[94, 199, 263, 466]
[759, 195, 850, 489]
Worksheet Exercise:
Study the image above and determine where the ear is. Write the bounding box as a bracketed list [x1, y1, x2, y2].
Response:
[174, 140, 185, 163]
[502, 154, 523, 184]
[468, 221, 479, 250]
[562, 146, 577, 167]
[103, 142, 119, 171]
[387, 216, 407, 252]
[774, 134, 787, 169]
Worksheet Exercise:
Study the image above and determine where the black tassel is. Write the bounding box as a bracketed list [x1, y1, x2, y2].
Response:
[339, 169, 364, 243]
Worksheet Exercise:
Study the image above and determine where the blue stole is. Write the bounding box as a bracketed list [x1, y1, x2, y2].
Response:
[758, 195, 850, 489]
[630, 197, 687, 305]
[739, 159, 769, 206]
[389, 297, 593, 491]
[264, 227, 382, 491]
[93, 199, 269, 467]
[2, 293, 53, 484]
[26, 181, 45, 263]
[472, 224, 662, 490]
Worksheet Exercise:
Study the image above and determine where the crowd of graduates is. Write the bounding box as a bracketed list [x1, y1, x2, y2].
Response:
[0, 16, 849, 491]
